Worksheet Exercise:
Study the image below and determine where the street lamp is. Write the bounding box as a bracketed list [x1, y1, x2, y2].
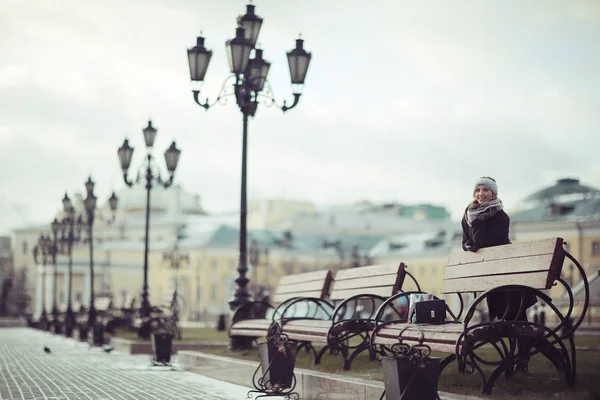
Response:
[81, 176, 118, 342]
[50, 217, 61, 333]
[33, 234, 52, 330]
[117, 121, 181, 322]
[59, 193, 83, 338]
[186, 5, 312, 344]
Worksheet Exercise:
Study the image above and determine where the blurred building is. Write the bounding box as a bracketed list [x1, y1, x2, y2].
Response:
[12, 182, 454, 322]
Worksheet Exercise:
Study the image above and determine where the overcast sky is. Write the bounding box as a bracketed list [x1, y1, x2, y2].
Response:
[1, 0, 599, 234]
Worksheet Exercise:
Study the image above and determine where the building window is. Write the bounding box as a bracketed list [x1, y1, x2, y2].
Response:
[22, 241, 28, 255]
[229, 260, 236, 272]
[211, 285, 217, 301]
[419, 266, 426, 276]
[592, 241, 600, 256]
[211, 258, 218, 270]
[432, 266, 438, 275]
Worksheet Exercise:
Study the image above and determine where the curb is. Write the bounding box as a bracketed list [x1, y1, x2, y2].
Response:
[177, 350, 484, 400]
[108, 337, 228, 355]
[0, 318, 28, 328]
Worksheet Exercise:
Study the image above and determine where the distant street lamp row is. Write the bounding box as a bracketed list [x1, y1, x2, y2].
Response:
[36, 3, 310, 343]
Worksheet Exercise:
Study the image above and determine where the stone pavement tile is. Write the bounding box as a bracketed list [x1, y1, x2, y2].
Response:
[0, 328, 259, 400]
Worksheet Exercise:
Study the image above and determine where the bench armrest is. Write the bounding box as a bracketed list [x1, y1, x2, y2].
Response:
[276, 297, 335, 321]
[231, 300, 273, 324]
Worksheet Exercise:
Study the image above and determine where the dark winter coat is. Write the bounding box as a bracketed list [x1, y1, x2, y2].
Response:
[461, 207, 536, 320]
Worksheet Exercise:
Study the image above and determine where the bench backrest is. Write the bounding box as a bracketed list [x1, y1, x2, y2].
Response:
[272, 269, 333, 304]
[329, 262, 407, 301]
[441, 237, 565, 294]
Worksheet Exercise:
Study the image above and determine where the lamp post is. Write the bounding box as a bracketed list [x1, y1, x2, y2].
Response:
[81, 176, 118, 336]
[60, 193, 83, 338]
[117, 121, 181, 321]
[33, 235, 51, 330]
[50, 218, 61, 333]
[186, 4, 312, 334]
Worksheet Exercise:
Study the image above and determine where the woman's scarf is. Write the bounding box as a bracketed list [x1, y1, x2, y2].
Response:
[466, 198, 503, 227]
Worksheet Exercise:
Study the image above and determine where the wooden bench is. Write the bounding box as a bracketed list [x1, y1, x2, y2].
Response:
[276, 262, 420, 370]
[371, 237, 591, 395]
[229, 269, 334, 349]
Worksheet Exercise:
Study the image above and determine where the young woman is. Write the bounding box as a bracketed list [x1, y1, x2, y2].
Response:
[461, 177, 534, 372]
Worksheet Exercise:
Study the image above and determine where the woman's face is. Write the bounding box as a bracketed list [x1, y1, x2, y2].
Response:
[474, 184, 494, 204]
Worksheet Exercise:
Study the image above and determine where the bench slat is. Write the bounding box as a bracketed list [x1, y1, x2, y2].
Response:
[331, 275, 398, 292]
[283, 319, 332, 328]
[373, 335, 457, 353]
[278, 270, 332, 286]
[230, 319, 273, 329]
[273, 290, 324, 304]
[377, 323, 464, 334]
[444, 254, 555, 280]
[442, 271, 551, 293]
[284, 332, 328, 343]
[229, 329, 268, 337]
[331, 285, 397, 301]
[334, 263, 401, 281]
[447, 238, 562, 267]
[276, 280, 334, 296]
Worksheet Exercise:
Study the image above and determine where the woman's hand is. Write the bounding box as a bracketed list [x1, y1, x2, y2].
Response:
[462, 240, 478, 252]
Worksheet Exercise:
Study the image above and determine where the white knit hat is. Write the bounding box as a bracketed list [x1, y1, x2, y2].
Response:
[474, 177, 498, 196]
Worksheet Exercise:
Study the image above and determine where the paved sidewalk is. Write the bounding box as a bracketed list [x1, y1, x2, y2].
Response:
[0, 328, 253, 400]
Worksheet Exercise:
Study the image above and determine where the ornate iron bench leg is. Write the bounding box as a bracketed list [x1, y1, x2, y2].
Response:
[296, 342, 317, 359]
[314, 344, 329, 365]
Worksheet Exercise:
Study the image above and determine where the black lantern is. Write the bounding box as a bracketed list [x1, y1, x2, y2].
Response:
[84, 193, 97, 214]
[51, 218, 60, 235]
[247, 49, 270, 92]
[143, 120, 158, 148]
[287, 38, 312, 85]
[85, 177, 94, 196]
[226, 27, 253, 75]
[117, 139, 134, 173]
[238, 4, 263, 47]
[164, 142, 181, 173]
[187, 35, 213, 82]
[108, 192, 118, 212]
[62, 193, 72, 211]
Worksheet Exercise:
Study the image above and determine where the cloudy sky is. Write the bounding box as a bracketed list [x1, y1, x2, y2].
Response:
[1, 0, 599, 234]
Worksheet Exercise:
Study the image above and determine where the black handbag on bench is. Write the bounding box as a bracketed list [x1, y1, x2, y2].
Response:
[414, 299, 447, 324]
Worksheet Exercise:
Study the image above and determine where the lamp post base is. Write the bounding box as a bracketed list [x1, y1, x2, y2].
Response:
[64, 309, 75, 338]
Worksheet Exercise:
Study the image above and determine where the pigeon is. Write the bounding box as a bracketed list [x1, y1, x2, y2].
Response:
[103, 346, 114, 353]
[44, 347, 51, 354]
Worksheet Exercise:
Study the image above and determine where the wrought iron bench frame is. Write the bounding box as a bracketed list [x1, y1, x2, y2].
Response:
[275, 262, 420, 370]
[370, 237, 590, 395]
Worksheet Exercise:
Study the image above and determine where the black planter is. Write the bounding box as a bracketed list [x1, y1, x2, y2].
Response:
[151, 332, 173, 365]
[78, 324, 89, 342]
[257, 340, 298, 390]
[92, 324, 105, 347]
[382, 355, 440, 400]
